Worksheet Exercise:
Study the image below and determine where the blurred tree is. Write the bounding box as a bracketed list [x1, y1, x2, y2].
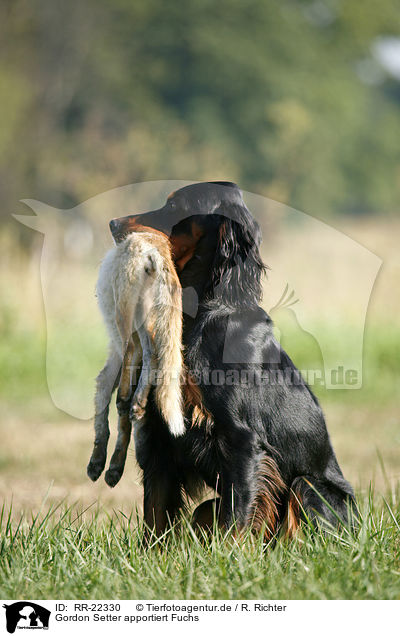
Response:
[1, 0, 400, 237]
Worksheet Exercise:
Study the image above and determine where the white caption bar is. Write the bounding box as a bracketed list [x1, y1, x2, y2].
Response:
[1, 599, 398, 635]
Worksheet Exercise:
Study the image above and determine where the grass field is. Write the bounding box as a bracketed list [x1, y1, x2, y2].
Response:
[0, 492, 399, 599]
[0, 215, 399, 599]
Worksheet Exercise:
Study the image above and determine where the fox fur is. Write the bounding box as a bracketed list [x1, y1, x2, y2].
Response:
[87, 227, 185, 487]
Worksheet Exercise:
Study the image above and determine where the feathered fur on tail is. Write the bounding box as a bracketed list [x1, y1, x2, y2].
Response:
[151, 252, 185, 436]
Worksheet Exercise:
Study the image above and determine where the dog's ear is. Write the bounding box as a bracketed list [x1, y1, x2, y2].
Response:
[205, 202, 266, 307]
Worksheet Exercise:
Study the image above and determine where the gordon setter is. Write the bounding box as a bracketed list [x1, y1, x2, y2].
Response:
[109, 181, 356, 538]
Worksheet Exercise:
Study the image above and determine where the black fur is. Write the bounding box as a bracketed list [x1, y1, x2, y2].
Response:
[111, 181, 356, 535]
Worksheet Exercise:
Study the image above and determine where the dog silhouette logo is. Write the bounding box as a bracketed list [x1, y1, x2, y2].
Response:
[13, 180, 381, 412]
[2, 602, 50, 633]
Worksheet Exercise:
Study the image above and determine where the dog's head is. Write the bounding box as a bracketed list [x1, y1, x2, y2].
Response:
[110, 181, 265, 307]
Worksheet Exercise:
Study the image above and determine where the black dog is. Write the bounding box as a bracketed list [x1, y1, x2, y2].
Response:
[109, 181, 356, 538]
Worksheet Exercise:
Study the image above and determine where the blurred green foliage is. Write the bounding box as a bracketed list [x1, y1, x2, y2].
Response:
[1, 0, 400, 230]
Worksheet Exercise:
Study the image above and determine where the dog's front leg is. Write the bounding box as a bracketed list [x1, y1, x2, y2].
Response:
[217, 432, 259, 531]
[219, 472, 254, 531]
[142, 467, 183, 539]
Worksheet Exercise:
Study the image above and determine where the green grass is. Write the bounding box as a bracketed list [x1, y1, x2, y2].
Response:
[1, 491, 399, 600]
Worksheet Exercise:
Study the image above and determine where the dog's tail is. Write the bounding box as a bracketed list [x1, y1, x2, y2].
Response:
[152, 256, 185, 437]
